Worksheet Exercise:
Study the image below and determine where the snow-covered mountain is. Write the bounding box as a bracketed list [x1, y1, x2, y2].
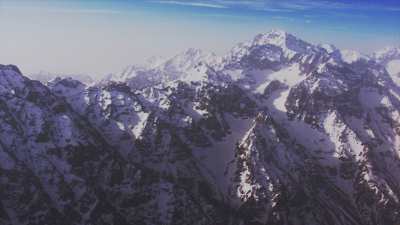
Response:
[103, 48, 222, 89]
[372, 46, 400, 86]
[1, 29, 400, 225]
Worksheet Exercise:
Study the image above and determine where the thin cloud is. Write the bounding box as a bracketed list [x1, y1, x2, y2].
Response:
[203, 0, 351, 12]
[382, 6, 400, 11]
[50, 9, 122, 14]
[277, 0, 351, 10]
[271, 16, 294, 21]
[151, 1, 228, 9]
[213, 0, 294, 12]
[0, 5, 121, 14]
[261, 8, 294, 12]
[187, 0, 400, 12]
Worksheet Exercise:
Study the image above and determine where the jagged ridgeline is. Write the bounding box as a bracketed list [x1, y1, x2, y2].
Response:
[1, 30, 400, 225]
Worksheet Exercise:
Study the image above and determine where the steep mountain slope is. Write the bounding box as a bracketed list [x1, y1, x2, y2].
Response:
[373, 46, 400, 86]
[222, 30, 400, 225]
[0, 65, 230, 225]
[1, 29, 400, 225]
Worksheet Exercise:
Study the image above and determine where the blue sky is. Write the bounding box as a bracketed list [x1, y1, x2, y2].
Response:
[0, 0, 399, 76]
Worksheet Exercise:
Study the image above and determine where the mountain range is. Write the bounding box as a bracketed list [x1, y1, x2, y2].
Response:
[1, 29, 400, 225]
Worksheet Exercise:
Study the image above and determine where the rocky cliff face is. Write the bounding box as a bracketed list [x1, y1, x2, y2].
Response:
[1, 30, 399, 225]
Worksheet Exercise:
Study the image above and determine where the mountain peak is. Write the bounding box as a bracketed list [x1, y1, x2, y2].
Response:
[28, 70, 95, 85]
[164, 48, 218, 71]
[248, 29, 315, 57]
[172, 48, 217, 64]
[262, 28, 288, 37]
[318, 43, 338, 54]
[252, 29, 290, 47]
[224, 29, 318, 69]
[0, 64, 22, 75]
[181, 48, 204, 57]
[373, 46, 400, 62]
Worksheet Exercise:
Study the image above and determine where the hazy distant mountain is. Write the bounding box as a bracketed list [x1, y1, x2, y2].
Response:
[1, 30, 399, 225]
[28, 70, 96, 85]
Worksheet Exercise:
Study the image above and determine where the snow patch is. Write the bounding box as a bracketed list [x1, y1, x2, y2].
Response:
[340, 49, 368, 64]
[255, 64, 302, 94]
[131, 111, 149, 138]
[193, 115, 252, 195]
[386, 59, 400, 86]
